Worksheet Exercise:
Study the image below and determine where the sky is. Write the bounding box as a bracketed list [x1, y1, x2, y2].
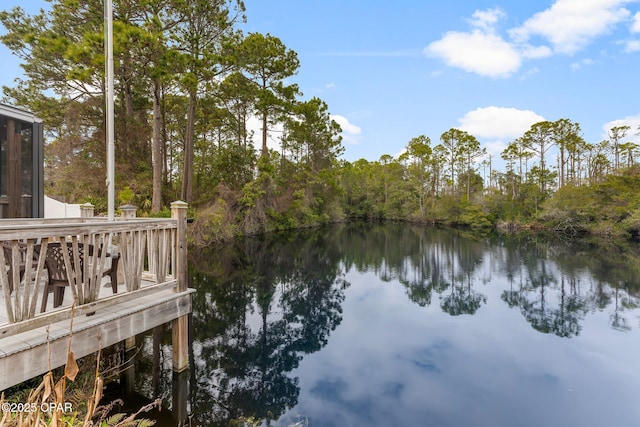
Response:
[2, 0, 640, 165]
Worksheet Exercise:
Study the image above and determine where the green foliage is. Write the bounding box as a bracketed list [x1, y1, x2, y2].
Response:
[539, 184, 593, 233]
[621, 209, 640, 236]
[539, 168, 640, 235]
[459, 205, 492, 229]
[432, 195, 463, 224]
[117, 186, 134, 205]
[192, 198, 239, 244]
[233, 32, 300, 157]
[282, 97, 344, 174]
[239, 182, 267, 209]
[148, 207, 172, 218]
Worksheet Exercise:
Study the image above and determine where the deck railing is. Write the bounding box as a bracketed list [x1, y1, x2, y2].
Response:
[0, 201, 188, 324]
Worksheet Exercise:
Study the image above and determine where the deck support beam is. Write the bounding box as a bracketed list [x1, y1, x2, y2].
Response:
[172, 369, 189, 425]
[171, 201, 189, 373]
[172, 315, 189, 373]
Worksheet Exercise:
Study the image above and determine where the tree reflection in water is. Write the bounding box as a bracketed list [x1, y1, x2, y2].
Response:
[498, 234, 640, 337]
[187, 228, 350, 426]
[130, 222, 640, 425]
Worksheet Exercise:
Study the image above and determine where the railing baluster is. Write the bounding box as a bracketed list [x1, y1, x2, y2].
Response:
[90, 233, 100, 302]
[89, 233, 98, 301]
[171, 228, 177, 278]
[135, 230, 146, 290]
[157, 229, 167, 284]
[20, 240, 35, 318]
[95, 232, 110, 300]
[59, 236, 77, 304]
[10, 242, 23, 321]
[28, 238, 48, 318]
[0, 246, 15, 323]
[147, 231, 156, 276]
[121, 230, 132, 291]
[82, 234, 90, 303]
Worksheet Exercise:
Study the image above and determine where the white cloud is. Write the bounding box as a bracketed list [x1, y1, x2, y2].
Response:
[520, 45, 553, 59]
[325, 82, 336, 89]
[571, 58, 595, 71]
[602, 114, 640, 142]
[632, 11, 640, 32]
[428, 2, 633, 78]
[246, 115, 284, 152]
[468, 8, 507, 33]
[426, 30, 521, 78]
[458, 106, 545, 139]
[624, 39, 640, 52]
[426, 8, 523, 78]
[484, 140, 508, 157]
[509, 0, 632, 54]
[520, 67, 540, 80]
[331, 114, 362, 145]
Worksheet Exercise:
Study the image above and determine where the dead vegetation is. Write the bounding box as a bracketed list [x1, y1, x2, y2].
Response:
[0, 307, 160, 427]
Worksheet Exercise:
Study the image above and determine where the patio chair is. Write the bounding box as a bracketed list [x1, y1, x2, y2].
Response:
[38, 242, 120, 312]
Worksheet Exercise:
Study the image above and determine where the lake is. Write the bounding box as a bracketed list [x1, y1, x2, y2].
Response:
[126, 222, 640, 426]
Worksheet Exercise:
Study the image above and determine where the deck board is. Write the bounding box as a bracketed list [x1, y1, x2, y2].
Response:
[0, 287, 193, 390]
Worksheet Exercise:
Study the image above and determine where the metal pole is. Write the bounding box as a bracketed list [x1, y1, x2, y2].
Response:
[105, 0, 115, 221]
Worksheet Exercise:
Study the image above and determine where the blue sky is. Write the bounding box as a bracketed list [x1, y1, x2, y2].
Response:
[2, 0, 640, 164]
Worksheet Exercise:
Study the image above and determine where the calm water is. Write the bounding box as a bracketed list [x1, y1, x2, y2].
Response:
[130, 222, 640, 426]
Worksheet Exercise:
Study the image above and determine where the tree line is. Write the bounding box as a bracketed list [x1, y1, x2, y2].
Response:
[342, 120, 640, 237]
[2, 1, 640, 241]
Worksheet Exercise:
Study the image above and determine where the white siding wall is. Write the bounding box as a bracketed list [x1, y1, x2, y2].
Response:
[44, 196, 81, 218]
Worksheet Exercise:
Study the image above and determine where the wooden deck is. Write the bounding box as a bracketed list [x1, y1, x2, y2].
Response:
[0, 202, 191, 391]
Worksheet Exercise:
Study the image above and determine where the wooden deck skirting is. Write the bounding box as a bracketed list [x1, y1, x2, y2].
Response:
[0, 287, 194, 390]
[0, 201, 191, 391]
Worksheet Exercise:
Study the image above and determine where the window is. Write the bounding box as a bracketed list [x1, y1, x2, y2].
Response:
[0, 116, 7, 197]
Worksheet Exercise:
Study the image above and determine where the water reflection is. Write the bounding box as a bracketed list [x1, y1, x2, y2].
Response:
[132, 222, 640, 426]
[335, 223, 640, 335]
[187, 230, 349, 426]
[495, 234, 640, 336]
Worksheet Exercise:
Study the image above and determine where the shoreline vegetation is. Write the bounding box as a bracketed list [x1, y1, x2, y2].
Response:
[190, 161, 640, 246]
